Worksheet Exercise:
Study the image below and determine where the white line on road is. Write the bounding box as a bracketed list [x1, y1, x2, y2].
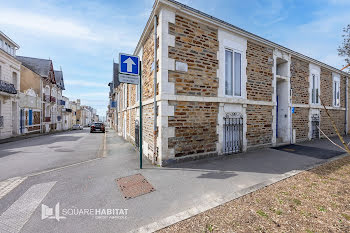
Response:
[0, 181, 56, 233]
[0, 177, 27, 200]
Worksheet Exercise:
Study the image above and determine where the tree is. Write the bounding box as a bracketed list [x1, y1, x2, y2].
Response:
[338, 24, 350, 66]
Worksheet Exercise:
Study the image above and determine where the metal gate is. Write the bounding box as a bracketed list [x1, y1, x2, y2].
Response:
[135, 120, 139, 148]
[224, 113, 243, 154]
[311, 114, 320, 139]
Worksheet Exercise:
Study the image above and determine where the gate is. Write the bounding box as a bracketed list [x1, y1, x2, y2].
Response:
[135, 120, 139, 148]
[311, 114, 320, 139]
[223, 113, 243, 154]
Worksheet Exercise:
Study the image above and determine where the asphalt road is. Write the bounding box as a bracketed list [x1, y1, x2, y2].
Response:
[0, 128, 104, 181]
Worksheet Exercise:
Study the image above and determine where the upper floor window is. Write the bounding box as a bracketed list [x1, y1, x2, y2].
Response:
[225, 49, 242, 97]
[311, 73, 320, 104]
[333, 75, 340, 107]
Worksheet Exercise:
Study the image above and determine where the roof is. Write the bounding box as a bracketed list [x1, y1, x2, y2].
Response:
[135, 0, 349, 77]
[54, 70, 65, 90]
[0, 31, 20, 49]
[16, 56, 52, 78]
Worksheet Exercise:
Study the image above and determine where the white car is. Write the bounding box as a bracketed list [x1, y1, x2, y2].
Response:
[72, 124, 83, 130]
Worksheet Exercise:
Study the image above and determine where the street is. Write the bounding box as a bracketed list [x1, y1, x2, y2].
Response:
[0, 128, 347, 233]
[0, 128, 104, 180]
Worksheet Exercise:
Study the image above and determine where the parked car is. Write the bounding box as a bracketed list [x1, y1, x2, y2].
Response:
[90, 122, 105, 133]
[72, 124, 83, 130]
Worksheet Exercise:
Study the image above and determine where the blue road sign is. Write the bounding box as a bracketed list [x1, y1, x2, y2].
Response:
[291, 107, 295, 114]
[119, 53, 139, 75]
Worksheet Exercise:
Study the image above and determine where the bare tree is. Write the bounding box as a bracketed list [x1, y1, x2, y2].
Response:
[338, 24, 350, 67]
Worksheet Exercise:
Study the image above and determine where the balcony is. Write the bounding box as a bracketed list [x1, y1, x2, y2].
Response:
[63, 108, 72, 112]
[59, 100, 66, 106]
[44, 117, 51, 122]
[43, 94, 50, 102]
[50, 96, 56, 103]
[0, 80, 17, 95]
[0, 116, 3, 127]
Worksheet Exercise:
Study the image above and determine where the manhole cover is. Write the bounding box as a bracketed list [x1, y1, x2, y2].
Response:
[116, 174, 155, 199]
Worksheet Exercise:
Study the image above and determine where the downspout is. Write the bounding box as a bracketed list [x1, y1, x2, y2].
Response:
[153, 15, 158, 164]
[40, 78, 43, 133]
[346, 77, 348, 135]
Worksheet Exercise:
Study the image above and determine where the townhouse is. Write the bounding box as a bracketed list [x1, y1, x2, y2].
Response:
[0, 31, 21, 139]
[112, 0, 350, 166]
[18, 63, 42, 134]
[17, 56, 66, 133]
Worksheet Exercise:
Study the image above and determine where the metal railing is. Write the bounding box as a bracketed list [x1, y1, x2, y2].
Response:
[0, 116, 3, 127]
[44, 117, 51, 122]
[0, 80, 17, 94]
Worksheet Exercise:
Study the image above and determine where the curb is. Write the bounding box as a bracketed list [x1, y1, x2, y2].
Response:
[129, 153, 348, 233]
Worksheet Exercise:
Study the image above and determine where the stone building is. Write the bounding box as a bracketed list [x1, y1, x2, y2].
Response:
[112, 0, 350, 166]
[0, 31, 21, 139]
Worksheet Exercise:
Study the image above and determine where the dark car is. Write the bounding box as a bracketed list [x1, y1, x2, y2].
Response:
[90, 122, 105, 133]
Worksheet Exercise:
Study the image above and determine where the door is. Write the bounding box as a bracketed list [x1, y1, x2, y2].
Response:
[223, 113, 243, 154]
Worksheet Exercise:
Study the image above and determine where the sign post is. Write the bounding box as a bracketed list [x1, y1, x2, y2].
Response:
[118, 53, 142, 169]
[139, 60, 142, 169]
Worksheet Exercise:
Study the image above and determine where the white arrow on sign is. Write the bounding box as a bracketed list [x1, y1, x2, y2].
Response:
[123, 57, 136, 72]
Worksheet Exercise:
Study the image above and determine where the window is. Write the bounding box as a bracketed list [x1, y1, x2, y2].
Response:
[311, 73, 320, 104]
[333, 75, 340, 107]
[225, 49, 242, 96]
[0, 65, 2, 80]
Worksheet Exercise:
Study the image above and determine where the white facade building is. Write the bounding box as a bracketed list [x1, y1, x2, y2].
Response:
[0, 31, 21, 139]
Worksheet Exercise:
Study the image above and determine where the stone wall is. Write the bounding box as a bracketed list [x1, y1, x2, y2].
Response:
[246, 104, 273, 146]
[320, 68, 347, 108]
[168, 14, 219, 97]
[292, 107, 309, 141]
[321, 109, 346, 137]
[291, 57, 309, 105]
[142, 27, 155, 101]
[168, 101, 218, 157]
[246, 41, 274, 102]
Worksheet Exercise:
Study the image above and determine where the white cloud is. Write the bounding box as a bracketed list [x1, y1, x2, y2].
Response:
[0, 8, 101, 41]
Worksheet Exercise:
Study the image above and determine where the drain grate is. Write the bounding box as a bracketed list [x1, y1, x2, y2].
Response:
[116, 174, 155, 199]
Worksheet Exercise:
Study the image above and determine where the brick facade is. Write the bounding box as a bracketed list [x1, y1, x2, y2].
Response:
[321, 109, 346, 137]
[292, 107, 309, 141]
[291, 57, 309, 105]
[168, 15, 219, 97]
[168, 101, 218, 157]
[246, 105, 273, 146]
[246, 41, 274, 102]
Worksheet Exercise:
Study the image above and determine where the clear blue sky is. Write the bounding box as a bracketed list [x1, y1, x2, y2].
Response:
[0, 0, 349, 116]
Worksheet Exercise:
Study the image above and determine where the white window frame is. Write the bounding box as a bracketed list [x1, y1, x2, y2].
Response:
[333, 74, 340, 107]
[310, 73, 320, 105]
[224, 47, 243, 98]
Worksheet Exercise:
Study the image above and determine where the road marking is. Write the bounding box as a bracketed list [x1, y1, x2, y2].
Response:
[27, 158, 101, 178]
[0, 181, 56, 233]
[0, 177, 27, 200]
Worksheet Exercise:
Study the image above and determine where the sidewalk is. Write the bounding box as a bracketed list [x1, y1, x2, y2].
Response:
[104, 129, 347, 232]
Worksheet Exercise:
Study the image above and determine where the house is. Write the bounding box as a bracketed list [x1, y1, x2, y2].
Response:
[54, 70, 65, 130]
[17, 56, 60, 133]
[0, 31, 21, 139]
[61, 96, 71, 130]
[112, 0, 350, 166]
[18, 63, 42, 134]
